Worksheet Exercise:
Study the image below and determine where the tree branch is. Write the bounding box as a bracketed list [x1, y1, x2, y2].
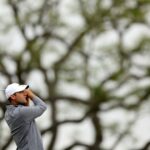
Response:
[1, 136, 13, 150]
[51, 96, 89, 105]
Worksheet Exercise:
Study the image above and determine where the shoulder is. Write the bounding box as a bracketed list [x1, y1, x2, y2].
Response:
[5, 105, 23, 121]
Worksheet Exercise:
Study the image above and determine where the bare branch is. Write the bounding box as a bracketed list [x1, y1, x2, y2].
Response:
[54, 27, 91, 69]
[62, 141, 92, 150]
[8, 0, 27, 40]
[51, 96, 89, 105]
[111, 113, 139, 150]
[1, 136, 13, 150]
[42, 110, 90, 135]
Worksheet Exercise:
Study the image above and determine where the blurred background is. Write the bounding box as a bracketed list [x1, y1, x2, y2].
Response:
[0, 0, 150, 150]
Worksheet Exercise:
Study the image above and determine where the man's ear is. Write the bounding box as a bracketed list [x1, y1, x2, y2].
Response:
[10, 95, 16, 100]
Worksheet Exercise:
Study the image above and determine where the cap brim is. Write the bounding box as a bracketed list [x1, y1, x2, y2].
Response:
[16, 85, 29, 93]
[26, 85, 29, 89]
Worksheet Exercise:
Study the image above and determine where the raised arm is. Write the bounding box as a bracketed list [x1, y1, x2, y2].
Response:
[18, 89, 47, 122]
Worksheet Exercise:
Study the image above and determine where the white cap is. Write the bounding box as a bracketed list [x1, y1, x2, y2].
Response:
[5, 83, 29, 99]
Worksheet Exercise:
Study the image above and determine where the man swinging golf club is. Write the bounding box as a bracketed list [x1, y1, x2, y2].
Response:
[4, 83, 47, 150]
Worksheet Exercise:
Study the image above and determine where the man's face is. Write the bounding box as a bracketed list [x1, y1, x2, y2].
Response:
[12, 90, 29, 106]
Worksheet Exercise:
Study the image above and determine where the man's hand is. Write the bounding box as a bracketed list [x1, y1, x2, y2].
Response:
[25, 88, 36, 100]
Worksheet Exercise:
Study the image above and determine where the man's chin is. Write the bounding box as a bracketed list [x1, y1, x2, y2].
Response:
[18, 99, 29, 106]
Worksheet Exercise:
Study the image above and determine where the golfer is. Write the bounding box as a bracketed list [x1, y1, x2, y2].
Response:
[4, 83, 47, 150]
